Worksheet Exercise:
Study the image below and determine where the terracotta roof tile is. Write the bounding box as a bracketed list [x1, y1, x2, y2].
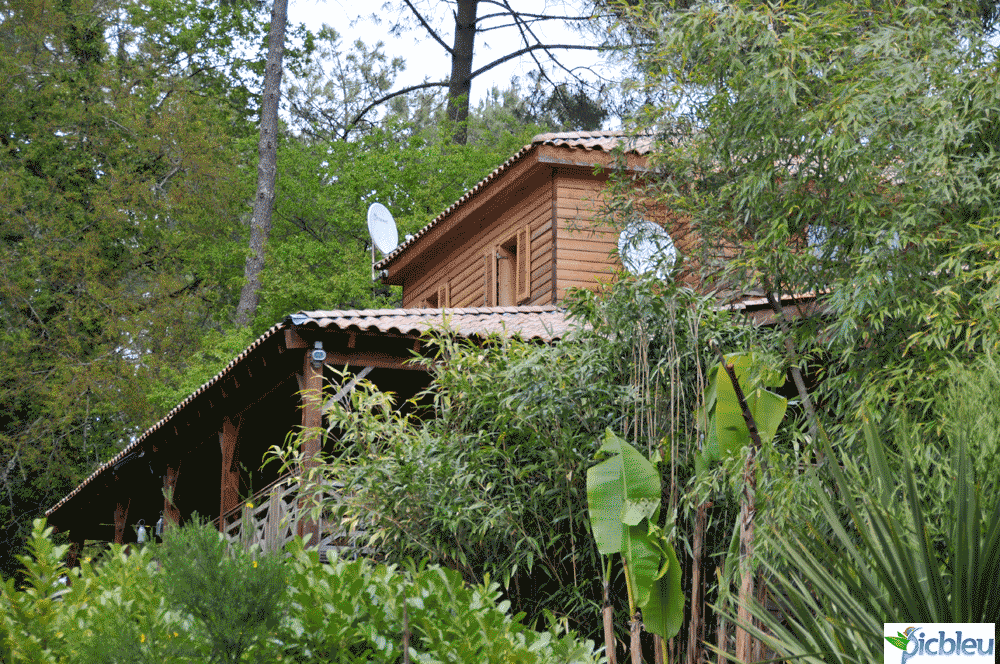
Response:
[531, 130, 655, 153]
[375, 131, 653, 269]
[290, 305, 575, 342]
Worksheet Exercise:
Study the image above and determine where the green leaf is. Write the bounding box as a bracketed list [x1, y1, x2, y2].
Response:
[640, 540, 684, 641]
[586, 429, 661, 555]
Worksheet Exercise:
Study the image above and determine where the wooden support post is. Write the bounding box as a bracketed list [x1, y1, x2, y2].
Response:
[219, 416, 240, 533]
[297, 349, 323, 547]
[114, 499, 129, 545]
[66, 536, 83, 569]
[163, 464, 180, 532]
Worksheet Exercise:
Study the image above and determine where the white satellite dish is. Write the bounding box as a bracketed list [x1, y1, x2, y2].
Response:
[618, 219, 677, 278]
[367, 202, 399, 256]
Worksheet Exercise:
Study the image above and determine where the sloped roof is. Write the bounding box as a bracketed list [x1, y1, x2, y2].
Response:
[374, 130, 654, 270]
[46, 306, 575, 518]
[289, 305, 575, 342]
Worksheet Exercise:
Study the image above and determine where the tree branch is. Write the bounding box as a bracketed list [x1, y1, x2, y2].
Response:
[475, 10, 597, 23]
[469, 43, 604, 80]
[348, 80, 449, 128]
[402, 0, 454, 55]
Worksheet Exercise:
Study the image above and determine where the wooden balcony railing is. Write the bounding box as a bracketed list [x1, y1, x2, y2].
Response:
[215, 474, 372, 561]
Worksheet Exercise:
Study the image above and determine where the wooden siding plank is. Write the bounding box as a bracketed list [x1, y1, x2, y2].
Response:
[558, 248, 618, 266]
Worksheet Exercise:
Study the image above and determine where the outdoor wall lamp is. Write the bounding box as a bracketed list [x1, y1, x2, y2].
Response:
[311, 340, 326, 369]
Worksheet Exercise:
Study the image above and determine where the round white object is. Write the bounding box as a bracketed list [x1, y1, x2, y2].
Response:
[367, 203, 399, 256]
[618, 219, 677, 278]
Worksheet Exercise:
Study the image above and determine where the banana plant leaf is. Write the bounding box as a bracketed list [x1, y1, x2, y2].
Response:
[587, 429, 684, 640]
[696, 354, 787, 474]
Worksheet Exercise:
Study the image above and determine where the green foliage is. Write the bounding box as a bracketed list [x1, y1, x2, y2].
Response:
[0, 0, 256, 578]
[729, 403, 1000, 663]
[248, 120, 543, 332]
[0, 519, 596, 664]
[269, 277, 764, 652]
[298, 334, 613, 631]
[0, 519, 186, 664]
[158, 517, 286, 663]
[278, 540, 599, 663]
[586, 429, 684, 640]
[146, 327, 259, 416]
[696, 354, 788, 474]
[623, 0, 1000, 428]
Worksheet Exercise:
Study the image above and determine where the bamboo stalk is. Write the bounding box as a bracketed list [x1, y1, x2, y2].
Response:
[403, 588, 411, 664]
[716, 610, 727, 664]
[604, 604, 618, 664]
[687, 501, 708, 664]
[753, 567, 767, 663]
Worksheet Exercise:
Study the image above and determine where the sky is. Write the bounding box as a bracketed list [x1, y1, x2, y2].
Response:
[286, 0, 617, 109]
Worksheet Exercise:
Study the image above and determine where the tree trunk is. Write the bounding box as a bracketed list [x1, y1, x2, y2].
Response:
[234, 0, 287, 327]
[446, 0, 478, 144]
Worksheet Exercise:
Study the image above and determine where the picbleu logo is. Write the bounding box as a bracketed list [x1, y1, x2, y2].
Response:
[884, 623, 995, 664]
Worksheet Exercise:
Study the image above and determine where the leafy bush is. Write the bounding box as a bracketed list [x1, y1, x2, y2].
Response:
[158, 516, 287, 663]
[0, 520, 597, 663]
[277, 539, 599, 663]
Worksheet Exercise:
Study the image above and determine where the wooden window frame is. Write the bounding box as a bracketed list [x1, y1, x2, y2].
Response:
[486, 224, 531, 307]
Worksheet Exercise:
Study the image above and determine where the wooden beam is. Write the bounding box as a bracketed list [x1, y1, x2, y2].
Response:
[323, 349, 426, 371]
[163, 464, 181, 532]
[285, 328, 309, 349]
[113, 499, 129, 544]
[219, 416, 240, 533]
[299, 350, 323, 467]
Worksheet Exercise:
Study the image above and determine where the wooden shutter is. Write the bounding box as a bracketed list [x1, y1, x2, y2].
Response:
[483, 249, 496, 306]
[437, 281, 450, 308]
[516, 224, 531, 304]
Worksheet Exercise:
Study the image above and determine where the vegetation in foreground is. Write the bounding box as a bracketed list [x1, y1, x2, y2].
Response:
[0, 518, 599, 664]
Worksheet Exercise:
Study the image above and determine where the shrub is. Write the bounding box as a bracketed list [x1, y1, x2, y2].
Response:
[0, 520, 598, 663]
[276, 539, 600, 664]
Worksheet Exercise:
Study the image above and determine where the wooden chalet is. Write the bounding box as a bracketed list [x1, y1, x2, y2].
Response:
[46, 131, 806, 560]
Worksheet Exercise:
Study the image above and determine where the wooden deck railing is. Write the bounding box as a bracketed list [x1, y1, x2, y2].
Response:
[216, 474, 372, 561]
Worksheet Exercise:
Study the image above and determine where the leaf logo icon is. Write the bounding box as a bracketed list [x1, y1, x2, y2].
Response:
[886, 626, 918, 650]
[886, 634, 909, 650]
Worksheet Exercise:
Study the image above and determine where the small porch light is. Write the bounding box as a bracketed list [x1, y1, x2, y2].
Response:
[311, 341, 326, 369]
